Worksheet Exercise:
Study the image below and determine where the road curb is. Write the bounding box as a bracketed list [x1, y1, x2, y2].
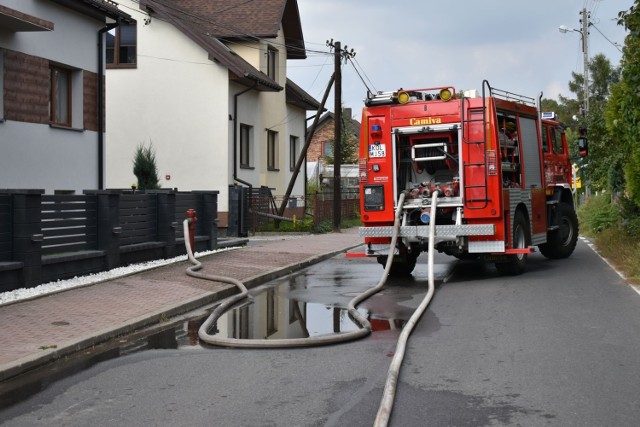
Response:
[0, 242, 362, 382]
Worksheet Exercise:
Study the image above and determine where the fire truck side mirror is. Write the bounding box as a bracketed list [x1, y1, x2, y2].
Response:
[577, 127, 588, 157]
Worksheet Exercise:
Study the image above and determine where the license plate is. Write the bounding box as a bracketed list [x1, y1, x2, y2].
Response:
[369, 144, 386, 158]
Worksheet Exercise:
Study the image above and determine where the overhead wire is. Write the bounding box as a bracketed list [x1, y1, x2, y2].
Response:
[348, 56, 376, 95]
[591, 23, 623, 52]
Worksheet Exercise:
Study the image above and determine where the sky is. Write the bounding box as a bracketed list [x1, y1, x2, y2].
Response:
[287, 0, 630, 120]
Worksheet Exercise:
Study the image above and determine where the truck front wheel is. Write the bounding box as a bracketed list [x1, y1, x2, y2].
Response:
[539, 202, 579, 259]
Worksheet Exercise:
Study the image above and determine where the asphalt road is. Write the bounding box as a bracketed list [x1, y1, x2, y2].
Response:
[1, 238, 639, 426]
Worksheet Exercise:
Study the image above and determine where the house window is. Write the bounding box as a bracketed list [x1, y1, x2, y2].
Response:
[290, 135, 299, 171]
[106, 23, 137, 68]
[49, 65, 71, 126]
[267, 130, 279, 170]
[266, 288, 277, 337]
[322, 141, 333, 158]
[233, 305, 250, 339]
[240, 124, 253, 168]
[267, 46, 278, 81]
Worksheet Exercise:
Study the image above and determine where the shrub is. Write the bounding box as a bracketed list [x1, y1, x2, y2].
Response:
[133, 142, 160, 190]
[577, 193, 619, 235]
[619, 196, 640, 238]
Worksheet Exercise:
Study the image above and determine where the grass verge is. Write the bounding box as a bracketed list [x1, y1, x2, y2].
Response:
[578, 194, 640, 285]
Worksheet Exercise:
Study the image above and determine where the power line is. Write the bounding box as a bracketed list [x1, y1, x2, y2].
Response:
[591, 23, 623, 52]
[348, 57, 375, 95]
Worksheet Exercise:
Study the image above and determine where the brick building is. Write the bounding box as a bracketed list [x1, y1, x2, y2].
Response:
[307, 108, 361, 164]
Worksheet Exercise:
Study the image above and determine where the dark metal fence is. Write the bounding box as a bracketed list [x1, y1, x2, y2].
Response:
[0, 189, 218, 292]
[308, 190, 360, 229]
[227, 186, 360, 234]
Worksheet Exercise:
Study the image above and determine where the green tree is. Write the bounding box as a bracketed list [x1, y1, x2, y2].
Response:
[560, 54, 621, 194]
[133, 142, 160, 190]
[611, 2, 640, 205]
[325, 113, 359, 165]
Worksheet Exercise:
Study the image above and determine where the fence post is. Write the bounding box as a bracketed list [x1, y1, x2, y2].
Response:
[313, 192, 319, 229]
[96, 191, 121, 270]
[156, 191, 177, 258]
[197, 191, 219, 250]
[12, 190, 44, 288]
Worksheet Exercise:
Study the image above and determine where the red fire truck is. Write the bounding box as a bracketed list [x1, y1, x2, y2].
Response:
[358, 81, 579, 275]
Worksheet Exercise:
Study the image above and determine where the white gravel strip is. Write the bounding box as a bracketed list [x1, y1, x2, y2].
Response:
[0, 247, 238, 306]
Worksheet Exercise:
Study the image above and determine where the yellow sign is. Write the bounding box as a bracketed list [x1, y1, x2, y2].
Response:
[409, 117, 442, 126]
[572, 165, 582, 189]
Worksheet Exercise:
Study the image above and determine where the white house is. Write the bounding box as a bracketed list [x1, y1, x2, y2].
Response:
[105, 0, 320, 229]
[0, 0, 132, 193]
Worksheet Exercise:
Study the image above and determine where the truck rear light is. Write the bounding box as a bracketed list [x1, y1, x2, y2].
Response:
[370, 121, 383, 138]
[487, 150, 497, 176]
[364, 184, 384, 211]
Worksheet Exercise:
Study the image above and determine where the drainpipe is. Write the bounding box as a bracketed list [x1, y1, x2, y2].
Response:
[233, 82, 257, 188]
[98, 20, 120, 190]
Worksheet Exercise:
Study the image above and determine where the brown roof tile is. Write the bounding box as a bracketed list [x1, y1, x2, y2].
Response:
[142, 0, 305, 59]
[142, 0, 283, 91]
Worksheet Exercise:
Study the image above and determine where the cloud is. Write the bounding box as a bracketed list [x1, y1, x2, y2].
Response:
[290, 0, 628, 117]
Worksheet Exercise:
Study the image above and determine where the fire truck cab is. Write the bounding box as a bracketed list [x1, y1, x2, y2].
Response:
[358, 81, 578, 276]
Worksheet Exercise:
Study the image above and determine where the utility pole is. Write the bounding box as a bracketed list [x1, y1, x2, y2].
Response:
[327, 39, 355, 232]
[277, 74, 335, 219]
[559, 9, 590, 116]
[333, 40, 342, 231]
[580, 7, 590, 116]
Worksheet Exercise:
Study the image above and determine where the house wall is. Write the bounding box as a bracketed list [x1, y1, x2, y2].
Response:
[231, 29, 307, 200]
[0, 0, 101, 72]
[259, 29, 300, 196]
[227, 42, 260, 70]
[231, 82, 262, 186]
[0, 0, 105, 193]
[106, 1, 230, 214]
[284, 103, 307, 199]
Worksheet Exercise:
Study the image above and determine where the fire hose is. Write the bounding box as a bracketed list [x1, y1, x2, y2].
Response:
[184, 192, 406, 348]
[183, 190, 438, 425]
[374, 190, 438, 426]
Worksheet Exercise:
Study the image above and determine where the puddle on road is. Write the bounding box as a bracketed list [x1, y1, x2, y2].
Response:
[0, 266, 432, 410]
[196, 285, 397, 342]
[165, 274, 417, 348]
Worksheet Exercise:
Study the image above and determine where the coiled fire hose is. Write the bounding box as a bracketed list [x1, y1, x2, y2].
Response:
[183, 192, 406, 348]
[183, 190, 437, 425]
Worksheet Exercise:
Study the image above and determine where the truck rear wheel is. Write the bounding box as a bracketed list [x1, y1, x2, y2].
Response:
[377, 250, 419, 277]
[539, 202, 579, 259]
[495, 210, 530, 275]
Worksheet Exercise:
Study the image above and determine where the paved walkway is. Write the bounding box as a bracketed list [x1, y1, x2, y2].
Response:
[0, 229, 363, 382]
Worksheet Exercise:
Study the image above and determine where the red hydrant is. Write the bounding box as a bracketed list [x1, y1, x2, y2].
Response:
[186, 209, 197, 252]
